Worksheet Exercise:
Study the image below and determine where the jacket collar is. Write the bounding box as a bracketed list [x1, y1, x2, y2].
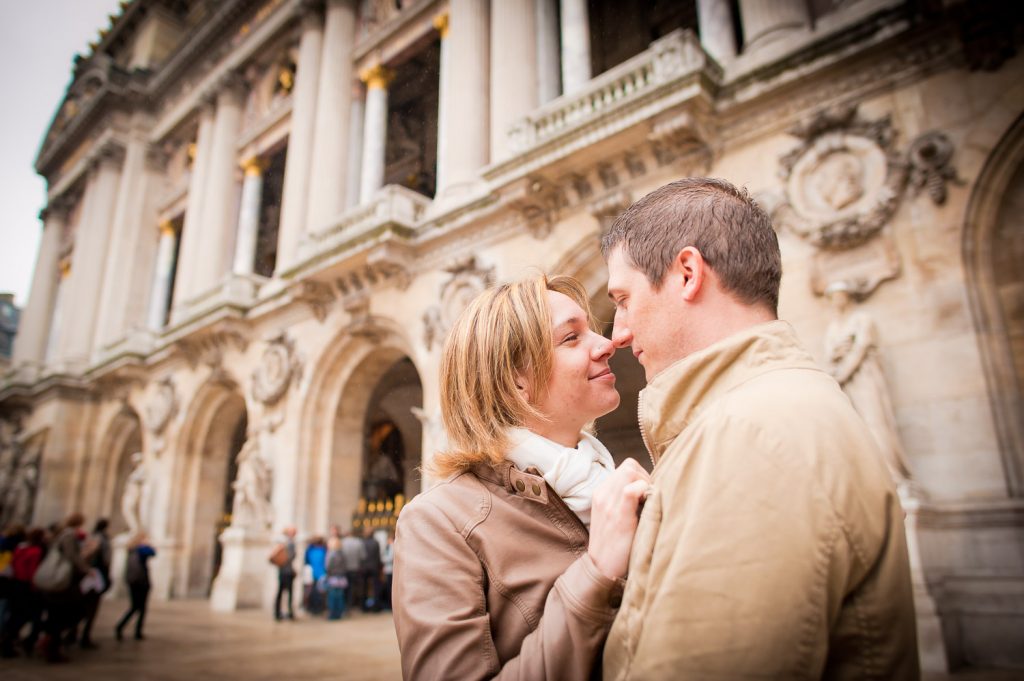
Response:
[640, 320, 821, 464]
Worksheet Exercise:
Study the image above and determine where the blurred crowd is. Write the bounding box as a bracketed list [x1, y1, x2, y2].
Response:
[0, 513, 155, 665]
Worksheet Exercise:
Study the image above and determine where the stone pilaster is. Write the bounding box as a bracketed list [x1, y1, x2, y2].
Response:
[359, 64, 394, 203]
[277, 3, 324, 270]
[307, 0, 357, 230]
[560, 0, 591, 95]
[491, 0, 538, 161]
[346, 84, 365, 210]
[697, 0, 737, 63]
[147, 219, 179, 330]
[232, 157, 266, 277]
[174, 99, 216, 310]
[44, 259, 71, 363]
[57, 144, 123, 364]
[738, 0, 809, 51]
[193, 74, 246, 296]
[13, 201, 68, 364]
[435, 0, 490, 199]
[535, 0, 561, 102]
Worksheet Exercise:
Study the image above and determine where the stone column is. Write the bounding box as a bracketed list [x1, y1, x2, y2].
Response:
[174, 101, 215, 308]
[232, 157, 265, 277]
[738, 0, 810, 51]
[359, 64, 394, 203]
[13, 203, 67, 364]
[307, 0, 357, 230]
[44, 260, 71, 363]
[697, 0, 737, 63]
[277, 4, 324, 270]
[535, 0, 561, 102]
[194, 76, 246, 296]
[346, 84, 365, 210]
[560, 0, 591, 95]
[93, 130, 149, 350]
[435, 0, 490, 199]
[491, 0, 538, 162]
[147, 220, 179, 330]
[57, 145, 123, 364]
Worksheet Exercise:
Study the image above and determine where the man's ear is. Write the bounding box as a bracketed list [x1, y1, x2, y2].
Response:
[677, 246, 706, 303]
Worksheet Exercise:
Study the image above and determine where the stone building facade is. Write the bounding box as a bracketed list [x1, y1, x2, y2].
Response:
[0, 0, 1022, 671]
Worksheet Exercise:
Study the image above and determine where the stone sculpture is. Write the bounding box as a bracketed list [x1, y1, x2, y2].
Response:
[824, 282, 915, 495]
[121, 452, 148, 534]
[231, 434, 274, 531]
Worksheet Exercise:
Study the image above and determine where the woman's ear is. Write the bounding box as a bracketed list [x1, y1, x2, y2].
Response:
[514, 372, 531, 403]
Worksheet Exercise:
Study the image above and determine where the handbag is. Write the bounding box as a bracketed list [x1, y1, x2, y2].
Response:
[32, 546, 72, 592]
[268, 543, 288, 567]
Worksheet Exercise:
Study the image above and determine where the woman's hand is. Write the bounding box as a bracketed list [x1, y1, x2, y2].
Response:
[588, 458, 651, 580]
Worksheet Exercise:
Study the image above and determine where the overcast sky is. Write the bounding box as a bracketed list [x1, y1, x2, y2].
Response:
[0, 0, 122, 307]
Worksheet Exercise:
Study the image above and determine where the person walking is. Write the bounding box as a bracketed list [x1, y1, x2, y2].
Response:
[360, 529, 382, 612]
[272, 526, 297, 621]
[42, 512, 94, 663]
[114, 532, 155, 641]
[77, 518, 111, 649]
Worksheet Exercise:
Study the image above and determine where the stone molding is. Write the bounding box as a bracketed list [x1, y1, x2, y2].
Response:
[251, 333, 302, 406]
[422, 255, 495, 351]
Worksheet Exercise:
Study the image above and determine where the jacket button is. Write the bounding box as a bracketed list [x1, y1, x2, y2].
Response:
[531, 483, 542, 496]
[515, 480, 525, 492]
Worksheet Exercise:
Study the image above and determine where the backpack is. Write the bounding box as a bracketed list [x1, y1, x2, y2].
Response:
[32, 545, 72, 592]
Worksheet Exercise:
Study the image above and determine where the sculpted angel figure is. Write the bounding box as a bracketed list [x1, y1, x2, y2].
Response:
[824, 282, 915, 494]
[231, 434, 274, 531]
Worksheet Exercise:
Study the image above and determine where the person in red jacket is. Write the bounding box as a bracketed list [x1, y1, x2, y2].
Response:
[1, 527, 46, 658]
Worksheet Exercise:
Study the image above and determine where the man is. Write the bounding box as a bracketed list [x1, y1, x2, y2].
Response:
[273, 526, 297, 621]
[77, 518, 111, 649]
[601, 178, 918, 679]
[340, 528, 366, 610]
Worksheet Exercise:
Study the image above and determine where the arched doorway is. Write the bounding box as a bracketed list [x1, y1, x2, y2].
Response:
[964, 112, 1024, 496]
[172, 385, 247, 598]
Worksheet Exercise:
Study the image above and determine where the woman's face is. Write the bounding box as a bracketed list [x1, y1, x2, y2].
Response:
[525, 291, 620, 439]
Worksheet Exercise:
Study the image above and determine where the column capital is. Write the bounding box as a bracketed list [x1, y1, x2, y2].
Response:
[298, 0, 325, 28]
[215, 69, 249, 103]
[360, 64, 395, 90]
[58, 258, 72, 279]
[240, 156, 267, 177]
[433, 12, 450, 39]
[158, 219, 177, 237]
[39, 195, 74, 223]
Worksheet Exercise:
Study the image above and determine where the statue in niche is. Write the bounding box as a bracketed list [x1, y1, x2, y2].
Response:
[364, 422, 403, 502]
[823, 282, 917, 497]
[120, 452, 149, 535]
[231, 433, 274, 531]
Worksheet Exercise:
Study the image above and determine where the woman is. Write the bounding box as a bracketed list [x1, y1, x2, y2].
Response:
[115, 532, 155, 641]
[393, 275, 649, 680]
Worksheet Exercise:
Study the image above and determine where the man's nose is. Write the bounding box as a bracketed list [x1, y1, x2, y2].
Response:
[611, 316, 633, 349]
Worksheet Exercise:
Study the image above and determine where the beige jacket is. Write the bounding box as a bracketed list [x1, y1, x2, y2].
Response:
[393, 460, 624, 681]
[604, 321, 919, 680]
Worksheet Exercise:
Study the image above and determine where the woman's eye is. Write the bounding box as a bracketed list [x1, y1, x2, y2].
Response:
[561, 334, 579, 344]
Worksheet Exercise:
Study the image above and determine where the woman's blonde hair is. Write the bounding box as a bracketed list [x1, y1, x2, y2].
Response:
[429, 274, 594, 477]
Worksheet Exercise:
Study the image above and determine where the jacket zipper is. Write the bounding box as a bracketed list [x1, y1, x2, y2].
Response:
[637, 390, 655, 469]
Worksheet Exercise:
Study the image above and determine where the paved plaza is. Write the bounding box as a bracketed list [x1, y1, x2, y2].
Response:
[1, 597, 1021, 680]
[0, 598, 402, 681]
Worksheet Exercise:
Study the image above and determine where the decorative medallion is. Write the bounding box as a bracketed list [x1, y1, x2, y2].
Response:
[251, 334, 302, 406]
[145, 377, 177, 435]
[906, 131, 962, 206]
[423, 256, 496, 350]
[774, 104, 904, 250]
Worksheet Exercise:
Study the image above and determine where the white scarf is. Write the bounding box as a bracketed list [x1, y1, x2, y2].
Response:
[505, 428, 615, 527]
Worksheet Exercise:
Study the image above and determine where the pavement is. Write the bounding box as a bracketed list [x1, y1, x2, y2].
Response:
[0, 598, 403, 681]
[1, 597, 1020, 680]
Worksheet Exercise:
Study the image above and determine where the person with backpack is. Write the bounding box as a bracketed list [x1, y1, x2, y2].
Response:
[115, 532, 155, 641]
[39, 512, 95, 663]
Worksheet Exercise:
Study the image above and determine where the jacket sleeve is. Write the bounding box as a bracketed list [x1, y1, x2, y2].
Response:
[393, 495, 621, 681]
[622, 415, 854, 679]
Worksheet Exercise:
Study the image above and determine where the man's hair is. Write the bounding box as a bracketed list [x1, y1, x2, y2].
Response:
[429, 274, 593, 477]
[601, 177, 782, 313]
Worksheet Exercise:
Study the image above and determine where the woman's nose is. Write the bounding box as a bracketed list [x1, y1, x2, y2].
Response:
[591, 332, 615, 360]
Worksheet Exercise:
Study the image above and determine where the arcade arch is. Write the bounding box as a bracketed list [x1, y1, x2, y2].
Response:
[95, 407, 143, 535]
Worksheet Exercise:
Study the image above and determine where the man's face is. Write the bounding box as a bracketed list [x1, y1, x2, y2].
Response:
[606, 247, 684, 381]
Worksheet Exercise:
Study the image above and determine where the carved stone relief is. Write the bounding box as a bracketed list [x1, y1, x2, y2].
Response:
[145, 376, 178, 438]
[422, 256, 496, 350]
[907, 131, 962, 206]
[251, 334, 303, 407]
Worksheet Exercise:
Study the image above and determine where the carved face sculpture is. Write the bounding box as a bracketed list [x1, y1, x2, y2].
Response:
[814, 151, 865, 212]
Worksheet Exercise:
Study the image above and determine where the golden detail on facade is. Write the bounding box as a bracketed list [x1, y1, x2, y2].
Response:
[241, 156, 266, 177]
[432, 12, 450, 39]
[360, 64, 395, 90]
[158, 219, 176, 237]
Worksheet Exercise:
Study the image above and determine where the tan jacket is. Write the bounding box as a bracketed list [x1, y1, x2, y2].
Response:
[604, 321, 919, 680]
[394, 460, 624, 681]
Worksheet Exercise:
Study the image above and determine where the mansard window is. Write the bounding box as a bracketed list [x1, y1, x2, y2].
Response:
[254, 144, 286, 277]
[383, 39, 440, 199]
[588, 0, 699, 76]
